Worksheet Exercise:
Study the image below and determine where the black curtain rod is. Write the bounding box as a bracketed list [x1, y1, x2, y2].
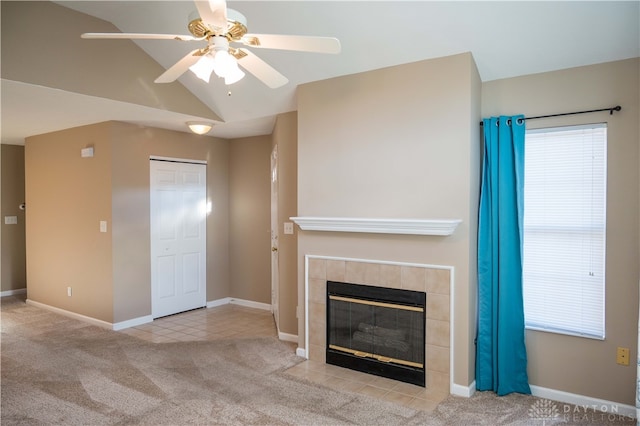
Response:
[479, 105, 622, 126]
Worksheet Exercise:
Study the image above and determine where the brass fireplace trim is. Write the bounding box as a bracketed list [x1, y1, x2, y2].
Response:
[328, 295, 424, 312]
[329, 344, 424, 369]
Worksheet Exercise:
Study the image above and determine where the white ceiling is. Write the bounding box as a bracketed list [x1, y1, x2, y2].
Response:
[2, 1, 639, 144]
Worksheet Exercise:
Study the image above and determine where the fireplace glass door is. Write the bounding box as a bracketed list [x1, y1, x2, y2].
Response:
[326, 281, 426, 386]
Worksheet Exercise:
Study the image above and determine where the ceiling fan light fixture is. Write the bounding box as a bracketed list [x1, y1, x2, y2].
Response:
[211, 50, 245, 85]
[189, 54, 215, 82]
[212, 49, 232, 72]
[187, 121, 213, 135]
[224, 66, 245, 85]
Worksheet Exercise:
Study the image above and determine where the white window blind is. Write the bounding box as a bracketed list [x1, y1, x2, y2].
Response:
[523, 123, 606, 339]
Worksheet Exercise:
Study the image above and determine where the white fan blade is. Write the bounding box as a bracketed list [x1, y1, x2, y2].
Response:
[195, 0, 227, 33]
[241, 34, 341, 54]
[236, 49, 288, 89]
[155, 49, 203, 83]
[81, 32, 201, 41]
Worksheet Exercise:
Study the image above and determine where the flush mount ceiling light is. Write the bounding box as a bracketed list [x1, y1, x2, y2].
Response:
[187, 121, 213, 135]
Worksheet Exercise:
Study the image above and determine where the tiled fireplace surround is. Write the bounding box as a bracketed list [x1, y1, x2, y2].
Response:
[304, 256, 452, 396]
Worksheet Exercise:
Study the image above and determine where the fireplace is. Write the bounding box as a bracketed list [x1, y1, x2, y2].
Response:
[326, 281, 426, 387]
[305, 257, 451, 396]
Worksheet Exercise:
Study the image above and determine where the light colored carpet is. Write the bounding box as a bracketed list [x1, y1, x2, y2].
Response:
[1, 296, 634, 425]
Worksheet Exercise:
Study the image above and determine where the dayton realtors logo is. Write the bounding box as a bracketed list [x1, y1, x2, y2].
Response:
[528, 399, 559, 425]
[528, 399, 635, 424]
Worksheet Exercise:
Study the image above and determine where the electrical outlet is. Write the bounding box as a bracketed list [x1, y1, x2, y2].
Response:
[284, 222, 294, 235]
[616, 347, 630, 366]
[67, 286, 72, 297]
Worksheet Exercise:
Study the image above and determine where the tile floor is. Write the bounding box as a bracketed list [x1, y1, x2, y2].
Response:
[119, 303, 277, 343]
[285, 359, 446, 412]
[119, 303, 445, 412]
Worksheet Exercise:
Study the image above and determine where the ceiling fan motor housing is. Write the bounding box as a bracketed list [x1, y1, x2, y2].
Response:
[188, 7, 248, 42]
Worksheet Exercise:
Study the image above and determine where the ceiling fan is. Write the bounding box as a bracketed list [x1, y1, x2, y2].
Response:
[81, 0, 341, 89]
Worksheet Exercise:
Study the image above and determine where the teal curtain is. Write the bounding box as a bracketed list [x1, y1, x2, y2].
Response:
[476, 115, 531, 396]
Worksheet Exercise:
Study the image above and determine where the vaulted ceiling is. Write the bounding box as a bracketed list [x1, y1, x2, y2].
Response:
[2, 1, 639, 144]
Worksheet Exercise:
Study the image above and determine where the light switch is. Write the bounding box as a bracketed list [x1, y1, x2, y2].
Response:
[100, 221, 108, 233]
[284, 222, 294, 235]
[4, 216, 18, 225]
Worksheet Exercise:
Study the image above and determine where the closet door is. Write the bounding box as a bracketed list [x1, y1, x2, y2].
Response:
[150, 159, 206, 318]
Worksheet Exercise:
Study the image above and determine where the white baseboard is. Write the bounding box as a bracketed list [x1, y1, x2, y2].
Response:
[296, 347, 307, 358]
[207, 297, 271, 311]
[26, 299, 153, 331]
[26, 299, 112, 329]
[449, 382, 635, 419]
[229, 298, 271, 311]
[112, 315, 153, 331]
[451, 380, 476, 398]
[25, 297, 300, 347]
[1, 288, 26, 297]
[530, 385, 636, 419]
[207, 297, 232, 308]
[278, 331, 298, 343]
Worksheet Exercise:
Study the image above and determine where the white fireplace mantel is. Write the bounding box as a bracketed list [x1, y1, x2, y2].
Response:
[289, 217, 462, 236]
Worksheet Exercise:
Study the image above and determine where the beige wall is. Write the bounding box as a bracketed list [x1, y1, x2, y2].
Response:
[1, 1, 220, 121]
[1, 145, 27, 292]
[109, 122, 230, 322]
[25, 123, 114, 321]
[229, 135, 271, 304]
[296, 53, 481, 389]
[483, 58, 640, 405]
[25, 121, 231, 323]
[272, 112, 298, 335]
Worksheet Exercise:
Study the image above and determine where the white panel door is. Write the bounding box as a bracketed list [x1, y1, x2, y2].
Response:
[150, 160, 206, 318]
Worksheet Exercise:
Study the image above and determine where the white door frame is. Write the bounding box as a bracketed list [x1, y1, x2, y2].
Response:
[270, 145, 280, 330]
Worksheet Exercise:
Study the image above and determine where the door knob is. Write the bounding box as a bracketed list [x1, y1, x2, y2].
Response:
[271, 247, 278, 252]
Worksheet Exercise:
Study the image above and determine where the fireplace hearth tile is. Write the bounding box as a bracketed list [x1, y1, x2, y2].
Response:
[427, 370, 450, 390]
[308, 278, 326, 304]
[330, 377, 367, 393]
[426, 293, 450, 321]
[379, 264, 402, 288]
[326, 260, 346, 281]
[363, 263, 381, 286]
[345, 261, 367, 283]
[425, 269, 451, 294]
[382, 390, 416, 406]
[285, 360, 446, 412]
[426, 344, 450, 373]
[358, 385, 390, 399]
[401, 266, 427, 291]
[390, 381, 425, 397]
[425, 319, 449, 347]
[367, 374, 402, 390]
[309, 343, 326, 363]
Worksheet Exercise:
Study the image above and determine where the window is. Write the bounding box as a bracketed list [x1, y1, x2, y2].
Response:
[523, 123, 606, 339]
